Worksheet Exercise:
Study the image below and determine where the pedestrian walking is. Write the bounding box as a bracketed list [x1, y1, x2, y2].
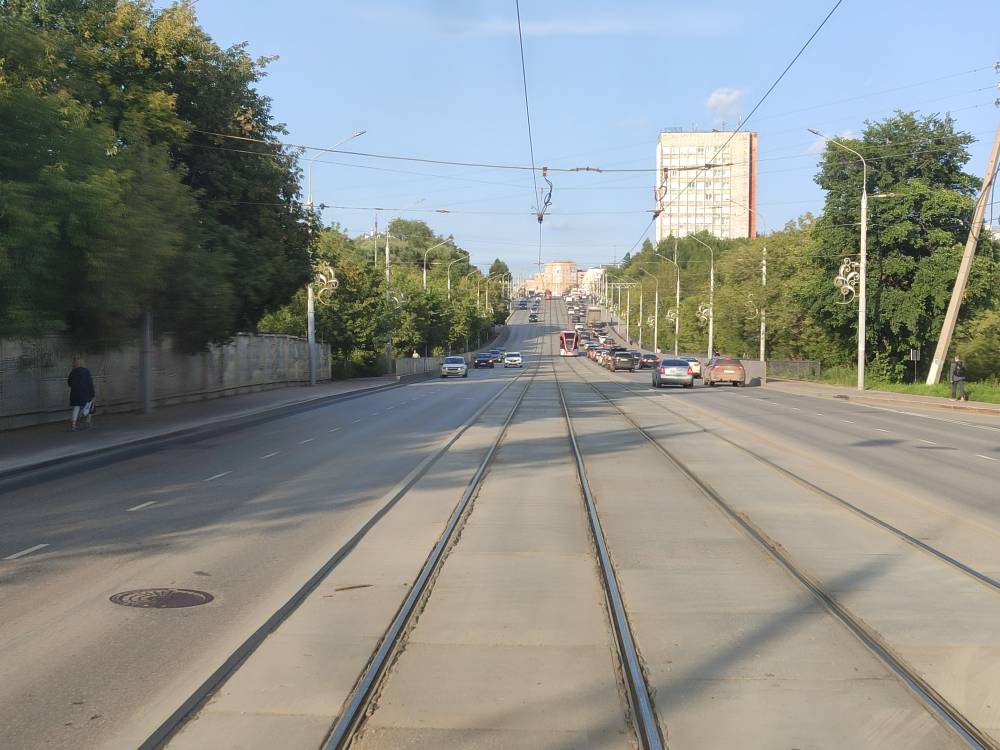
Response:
[949, 354, 968, 401]
[67, 357, 96, 431]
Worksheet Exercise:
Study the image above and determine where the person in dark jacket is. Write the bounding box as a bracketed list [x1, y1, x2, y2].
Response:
[67, 357, 96, 431]
[949, 354, 967, 401]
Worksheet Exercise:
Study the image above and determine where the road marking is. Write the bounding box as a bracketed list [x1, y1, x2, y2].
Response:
[351, 418, 362, 424]
[329, 427, 342, 433]
[3, 544, 49, 561]
[919, 439, 937, 445]
[126, 501, 157, 512]
[977, 454, 999, 462]
[791, 407, 801, 411]
[874, 428, 890, 433]
[259, 451, 280, 459]
[815, 412, 825, 416]
[371, 412, 381, 416]
[205, 471, 231, 482]
[841, 419, 855, 424]
[298, 438, 315, 444]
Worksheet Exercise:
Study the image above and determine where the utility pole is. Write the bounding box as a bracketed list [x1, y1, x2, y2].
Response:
[926, 120, 1000, 384]
[384, 232, 392, 374]
[625, 286, 630, 342]
[673, 239, 680, 356]
[760, 245, 767, 362]
[638, 288, 644, 349]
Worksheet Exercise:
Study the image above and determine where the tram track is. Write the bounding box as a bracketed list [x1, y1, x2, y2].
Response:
[561, 353, 995, 750]
[143, 344, 539, 749]
[326, 324, 664, 749]
[597, 368, 1000, 596]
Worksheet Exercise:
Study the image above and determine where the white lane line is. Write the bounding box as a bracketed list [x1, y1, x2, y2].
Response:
[874, 428, 890, 433]
[259, 451, 280, 460]
[329, 427, 342, 433]
[205, 471, 231, 482]
[841, 419, 855, 424]
[815, 412, 825, 417]
[372, 412, 381, 417]
[3, 544, 50, 561]
[298, 438, 315, 445]
[919, 439, 937, 445]
[791, 407, 801, 411]
[977, 454, 999, 462]
[126, 501, 157, 512]
[351, 418, 362, 424]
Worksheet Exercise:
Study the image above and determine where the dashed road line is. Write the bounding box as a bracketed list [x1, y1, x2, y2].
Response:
[259, 451, 281, 459]
[298, 438, 315, 445]
[329, 427, 342, 433]
[874, 428, 890, 433]
[126, 501, 158, 512]
[351, 418, 362, 424]
[918, 439, 937, 445]
[815, 412, 825, 416]
[841, 419, 855, 424]
[977, 454, 999, 462]
[3, 543, 50, 561]
[205, 471, 231, 482]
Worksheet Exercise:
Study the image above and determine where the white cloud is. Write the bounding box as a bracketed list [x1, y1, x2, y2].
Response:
[806, 129, 856, 155]
[705, 87, 745, 126]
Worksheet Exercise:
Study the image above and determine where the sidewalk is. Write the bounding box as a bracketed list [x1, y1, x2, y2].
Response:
[0, 377, 399, 479]
[764, 378, 1000, 416]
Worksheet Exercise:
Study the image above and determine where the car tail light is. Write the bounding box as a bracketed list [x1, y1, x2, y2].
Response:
[659, 367, 666, 374]
[687, 367, 693, 376]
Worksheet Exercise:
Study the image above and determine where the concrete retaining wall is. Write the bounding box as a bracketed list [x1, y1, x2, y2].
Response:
[1, 333, 329, 430]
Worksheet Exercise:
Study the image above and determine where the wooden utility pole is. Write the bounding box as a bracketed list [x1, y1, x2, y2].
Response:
[926, 121, 1000, 384]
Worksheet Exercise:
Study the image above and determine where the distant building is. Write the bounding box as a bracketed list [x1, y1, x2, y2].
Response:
[579, 267, 605, 296]
[526, 261, 577, 295]
[654, 130, 758, 242]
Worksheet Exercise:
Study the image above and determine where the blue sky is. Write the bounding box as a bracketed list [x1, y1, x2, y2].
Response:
[185, 1, 998, 276]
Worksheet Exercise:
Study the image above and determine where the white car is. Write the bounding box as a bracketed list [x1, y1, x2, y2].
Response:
[440, 356, 468, 378]
[503, 351, 523, 368]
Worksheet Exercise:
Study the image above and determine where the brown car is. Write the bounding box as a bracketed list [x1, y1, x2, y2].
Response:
[705, 356, 745, 387]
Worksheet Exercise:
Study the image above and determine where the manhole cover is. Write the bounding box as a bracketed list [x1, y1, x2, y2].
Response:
[110, 588, 213, 609]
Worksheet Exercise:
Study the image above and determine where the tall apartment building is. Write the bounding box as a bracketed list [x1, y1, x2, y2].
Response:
[654, 130, 758, 242]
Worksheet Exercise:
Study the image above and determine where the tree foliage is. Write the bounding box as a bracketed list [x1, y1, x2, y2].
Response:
[0, 1, 311, 349]
[610, 112, 999, 379]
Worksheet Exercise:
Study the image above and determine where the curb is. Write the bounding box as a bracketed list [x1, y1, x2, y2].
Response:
[0, 382, 402, 488]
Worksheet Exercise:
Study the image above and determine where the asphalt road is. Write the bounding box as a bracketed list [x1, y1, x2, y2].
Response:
[4, 300, 1000, 750]
[0, 321, 533, 750]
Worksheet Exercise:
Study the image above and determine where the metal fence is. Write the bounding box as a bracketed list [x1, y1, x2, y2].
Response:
[766, 359, 821, 381]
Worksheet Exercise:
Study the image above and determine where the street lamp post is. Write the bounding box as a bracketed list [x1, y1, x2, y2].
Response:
[447, 250, 470, 301]
[653, 248, 680, 356]
[304, 129, 366, 386]
[422, 239, 452, 290]
[685, 234, 715, 359]
[810, 128, 868, 391]
[639, 268, 660, 353]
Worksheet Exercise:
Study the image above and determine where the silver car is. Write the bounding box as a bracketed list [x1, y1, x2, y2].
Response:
[651, 358, 694, 388]
[440, 356, 468, 378]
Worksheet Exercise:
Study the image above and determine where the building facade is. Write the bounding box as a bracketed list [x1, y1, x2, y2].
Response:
[654, 130, 757, 242]
[579, 267, 606, 296]
[526, 260, 578, 296]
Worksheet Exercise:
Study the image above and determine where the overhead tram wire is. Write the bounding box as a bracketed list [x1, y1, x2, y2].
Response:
[621, 0, 846, 257]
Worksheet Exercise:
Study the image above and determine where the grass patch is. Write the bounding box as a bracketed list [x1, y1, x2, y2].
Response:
[815, 366, 1000, 403]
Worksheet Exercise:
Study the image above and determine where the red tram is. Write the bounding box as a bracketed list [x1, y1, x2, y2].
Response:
[559, 330, 578, 356]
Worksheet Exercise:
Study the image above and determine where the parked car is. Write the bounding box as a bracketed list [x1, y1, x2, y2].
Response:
[652, 358, 695, 388]
[704, 356, 745, 386]
[681, 356, 702, 378]
[473, 352, 495, 368]
[440, 356, 468, 378]
[639, 353, 659, 369]
[503, 351, 523, 368]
